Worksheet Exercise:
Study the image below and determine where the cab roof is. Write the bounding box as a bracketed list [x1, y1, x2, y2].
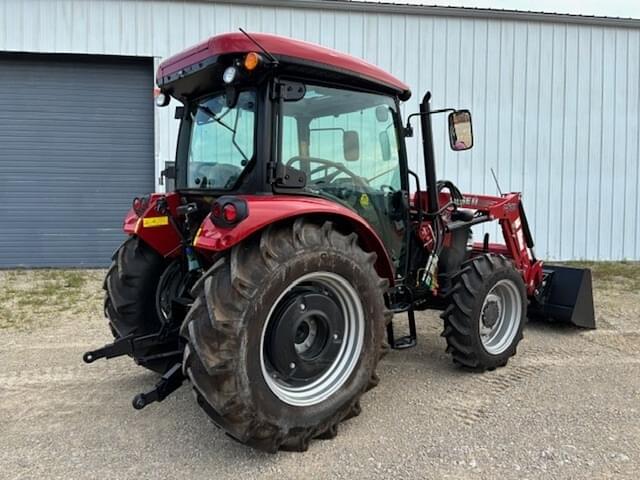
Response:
[156, 32, 411, 101]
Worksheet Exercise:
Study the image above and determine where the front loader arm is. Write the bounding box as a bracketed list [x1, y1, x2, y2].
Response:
[454, 192, 544, 295]
[453, 192, 594, 328]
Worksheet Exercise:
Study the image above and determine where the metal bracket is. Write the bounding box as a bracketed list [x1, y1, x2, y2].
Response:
[132, 363, 185, 410]
[272, 80, 306, 101]
[274, 163, 307, 188]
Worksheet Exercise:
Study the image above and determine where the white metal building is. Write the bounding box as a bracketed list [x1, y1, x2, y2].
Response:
[1, 0, 639, 265]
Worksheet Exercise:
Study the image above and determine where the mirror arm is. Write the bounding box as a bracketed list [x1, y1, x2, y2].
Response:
[430, 108, 456, 115]
[404, 108, 456, 137]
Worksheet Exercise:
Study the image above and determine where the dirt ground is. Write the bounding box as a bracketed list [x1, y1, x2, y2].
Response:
[1, 264, 639, 479]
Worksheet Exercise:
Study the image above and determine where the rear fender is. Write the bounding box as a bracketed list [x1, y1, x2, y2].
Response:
[123, 193, 182, 257]
[193, 195, 395, 284]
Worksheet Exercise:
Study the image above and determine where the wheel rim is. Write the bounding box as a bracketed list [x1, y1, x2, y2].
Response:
[156, 260, 185, 324]
[260, 271, 365, 407]
[479, 279, 522, 355]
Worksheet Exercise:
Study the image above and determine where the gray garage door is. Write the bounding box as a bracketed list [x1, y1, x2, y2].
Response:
[0, 54, 154, 267]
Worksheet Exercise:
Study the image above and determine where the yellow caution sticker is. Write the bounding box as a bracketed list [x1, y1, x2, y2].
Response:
[143, 216, 169, 228]
[359, 193, 370, 208]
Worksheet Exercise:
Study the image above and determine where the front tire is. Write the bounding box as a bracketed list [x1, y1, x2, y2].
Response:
[181, 219, 390, 452]
[441, 254, 526, 371]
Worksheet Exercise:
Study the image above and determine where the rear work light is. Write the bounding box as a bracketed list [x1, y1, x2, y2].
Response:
[223, 66, 238, 84]
[210, 197, 248, 228]
[155, 91, 170, 107]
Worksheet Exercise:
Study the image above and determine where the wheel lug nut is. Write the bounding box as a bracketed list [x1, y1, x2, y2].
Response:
[289, 362, 296, 369]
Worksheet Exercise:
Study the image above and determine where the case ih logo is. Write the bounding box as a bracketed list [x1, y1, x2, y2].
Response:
[454, 196, 480, 207]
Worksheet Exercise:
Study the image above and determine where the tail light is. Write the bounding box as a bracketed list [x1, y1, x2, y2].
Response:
[132, 195, 150, 216]
[210, 197, 248, 227]
[222, 203, 238, 223]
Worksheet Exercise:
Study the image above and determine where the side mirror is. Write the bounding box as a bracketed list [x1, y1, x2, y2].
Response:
[379, 131, 391, 161]
[343, 130, 360, 161]
[448, 110, 473, 151]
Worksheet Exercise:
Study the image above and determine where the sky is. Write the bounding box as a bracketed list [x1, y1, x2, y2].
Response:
[349, 0, 640, 19]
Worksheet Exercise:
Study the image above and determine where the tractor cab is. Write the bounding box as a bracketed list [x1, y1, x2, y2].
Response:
[157, 32, 432, 274]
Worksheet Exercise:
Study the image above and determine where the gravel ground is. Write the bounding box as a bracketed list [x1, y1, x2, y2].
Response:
[1, 265, 639, 479]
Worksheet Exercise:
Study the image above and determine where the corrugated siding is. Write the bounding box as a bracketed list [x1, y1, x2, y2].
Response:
[0, 53, 154, 267]
[0, 0, 638, 260]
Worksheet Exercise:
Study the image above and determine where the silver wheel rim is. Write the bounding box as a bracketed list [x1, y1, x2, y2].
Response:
[479, 279, 522, 355]
[260, 271, 365, 407]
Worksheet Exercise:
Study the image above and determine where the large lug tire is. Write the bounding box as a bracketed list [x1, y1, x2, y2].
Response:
[103, 236, 181, 374]
[181, 219, 391, 452]
[441, 254, 526, 372]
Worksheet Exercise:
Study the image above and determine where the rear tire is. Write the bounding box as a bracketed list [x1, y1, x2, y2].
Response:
[104, 236, 179, 374]
[181, 219, 391, 452]
[441, 254, 526, 371]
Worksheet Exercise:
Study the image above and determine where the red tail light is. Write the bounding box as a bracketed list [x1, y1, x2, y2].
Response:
[210, 196, 248, 228]
[222, 203, 238, 223]
[211, 202, 222, 218]
[132, 195, 149, 216]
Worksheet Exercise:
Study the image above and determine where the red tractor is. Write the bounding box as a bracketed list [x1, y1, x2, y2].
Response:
[85, 31, 595, 452]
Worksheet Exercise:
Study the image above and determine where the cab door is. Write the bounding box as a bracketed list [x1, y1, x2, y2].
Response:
[278, 84, 409, 271]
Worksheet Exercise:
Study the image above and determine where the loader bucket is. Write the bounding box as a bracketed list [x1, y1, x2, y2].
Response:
[528, 265, 596, 329]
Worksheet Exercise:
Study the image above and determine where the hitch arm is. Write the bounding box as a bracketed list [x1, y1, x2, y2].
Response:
[132, 363, 185, 410]
[82, 329, 180, 364]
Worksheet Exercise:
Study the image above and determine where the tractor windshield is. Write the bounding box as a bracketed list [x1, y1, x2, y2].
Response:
[186, 90, 256, 190]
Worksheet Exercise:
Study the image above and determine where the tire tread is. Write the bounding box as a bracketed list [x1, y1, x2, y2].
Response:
[182, 220, 390, 452]
[440, 254, 526, 372]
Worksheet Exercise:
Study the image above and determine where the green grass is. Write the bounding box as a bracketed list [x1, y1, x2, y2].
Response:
[563, 261, 640, 291]
[0, 269, 104, 330]
[0, 262, 637, 331]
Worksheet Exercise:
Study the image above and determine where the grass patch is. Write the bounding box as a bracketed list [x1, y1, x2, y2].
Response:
[0, 262, 637, 332]
[61, 271, 86, 289]
[563, 261, 640, 291]
[0, 269, 104, 331]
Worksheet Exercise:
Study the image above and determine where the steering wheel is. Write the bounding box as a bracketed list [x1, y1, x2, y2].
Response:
[192, 163, 242, 189]
[286, 156, 369, 189]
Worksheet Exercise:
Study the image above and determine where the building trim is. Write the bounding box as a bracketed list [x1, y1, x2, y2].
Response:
[166, 0, 640, 29]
